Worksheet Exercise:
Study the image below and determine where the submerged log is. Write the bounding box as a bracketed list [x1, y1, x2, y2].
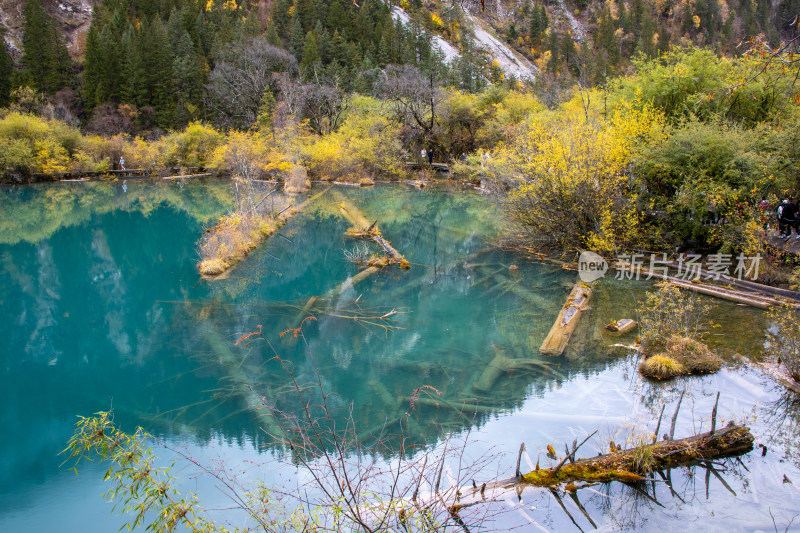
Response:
[325, 266, 382, 300]
[540, 281, 593, 356]
[519, 422, 753, 487]
[202, 325, 284, 438]
[475, 345, 552, 391]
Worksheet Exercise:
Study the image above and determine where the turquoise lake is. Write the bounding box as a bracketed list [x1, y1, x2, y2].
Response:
[1, 180, 799, 531]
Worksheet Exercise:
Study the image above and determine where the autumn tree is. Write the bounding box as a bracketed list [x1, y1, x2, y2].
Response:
[380, 64, 447, 160]
[205, 38, 298, 129]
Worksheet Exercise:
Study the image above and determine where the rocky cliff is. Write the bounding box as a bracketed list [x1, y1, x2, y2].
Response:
[0, 0, 94, 61]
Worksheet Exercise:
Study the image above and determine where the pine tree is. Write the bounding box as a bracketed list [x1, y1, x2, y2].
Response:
[561, 33, 578, 75]
[326, 0, 348, 33]
[546, 30, 560, 73]
[242, 9, 261, 37]
[21, 0, 72, 93]
[147, 18, 174, 126]
[272, 0, 292, 37]
[296, 0, 315, 32]
[169, 9, 204, 126]
[300, 31, 321, 79]
[377, 35, 391, 66]
[330, 30, 348, 67]
[290, 11, 305, 58]
[266, 22, 282, 47]
[0, 29, 13, 107]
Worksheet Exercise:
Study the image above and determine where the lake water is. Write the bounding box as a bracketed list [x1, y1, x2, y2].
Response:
[0, 180, 799, 532]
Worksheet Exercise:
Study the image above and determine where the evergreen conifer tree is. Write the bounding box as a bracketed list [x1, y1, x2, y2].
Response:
[266, 22, 282, 46]
[300, 31, 321, 79]
[169, 9, 204, 125]
[290, 12, 305, 58]
[546, 30, 560, 73]
[242, 9, 262, 37]
[21, 0, 72, 93]
[561, 33, 578, 75]
[82, 23, 103, 108]
[0, 29, 13, 107]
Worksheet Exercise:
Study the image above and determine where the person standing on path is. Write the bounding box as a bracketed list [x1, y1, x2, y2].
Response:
[777, 198, 796, 238]
[790, 198, 800, 238]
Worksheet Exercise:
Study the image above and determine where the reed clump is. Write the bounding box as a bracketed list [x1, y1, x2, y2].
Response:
[639, 335, 721, 379]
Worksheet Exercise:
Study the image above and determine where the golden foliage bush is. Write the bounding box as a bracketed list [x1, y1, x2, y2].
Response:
[0, 112, 84, 175]
[165, 122, 224, 170]
[300, 96, 402, 181]
[639, 335, 721, 379]
[494, 94, 664, 253]
[639, 354, 685, 379]
[211, 130, 292, 182]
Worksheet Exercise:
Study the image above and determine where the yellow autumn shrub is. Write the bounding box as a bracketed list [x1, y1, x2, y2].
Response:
[165, 122, 224, 170]
[0, 112, 86, 176]
[300, 95, 402, 181]
[494, 92, 665, 253]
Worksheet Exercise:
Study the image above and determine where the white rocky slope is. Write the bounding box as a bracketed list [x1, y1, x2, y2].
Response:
[463, 11, 538, 81]
[391, 5, 537, 82]
[555, 0, 587, 41]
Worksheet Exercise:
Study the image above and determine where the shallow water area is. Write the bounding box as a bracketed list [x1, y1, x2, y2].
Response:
[0, 180, 799, 532]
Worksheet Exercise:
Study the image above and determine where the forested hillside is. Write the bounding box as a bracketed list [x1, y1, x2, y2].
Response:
[2, 0, 798, 133]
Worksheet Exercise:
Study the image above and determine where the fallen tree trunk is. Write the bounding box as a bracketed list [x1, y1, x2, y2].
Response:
[518, 422, 753, 487]
[331, 190, 410, 268]
[202, 324, 285, 439]
[664, 278, 775, 308]
[614, 262, 798, 308]
[540, 281, 592, 356]
[475, 345, 552, 391]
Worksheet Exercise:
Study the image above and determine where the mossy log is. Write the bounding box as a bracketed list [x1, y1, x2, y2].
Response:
[199, 186, 331, 280]
[368, 379, 399, 409]
[519, 422, 753, 487]
[475, 345, 552, 391]
[331, 190, 410, 269]
[405, 396, 504, 414]
[540, 281, 593, 356]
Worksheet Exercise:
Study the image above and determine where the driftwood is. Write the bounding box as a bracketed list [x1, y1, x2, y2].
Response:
[540, 281, 593, 356]
[605, 318, 637, 334]
[668, 279, 774, 308]
[517, 422, 753, 486]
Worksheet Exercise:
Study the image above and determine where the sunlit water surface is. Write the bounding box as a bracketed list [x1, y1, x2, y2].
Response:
[0, 180, 799, 532]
